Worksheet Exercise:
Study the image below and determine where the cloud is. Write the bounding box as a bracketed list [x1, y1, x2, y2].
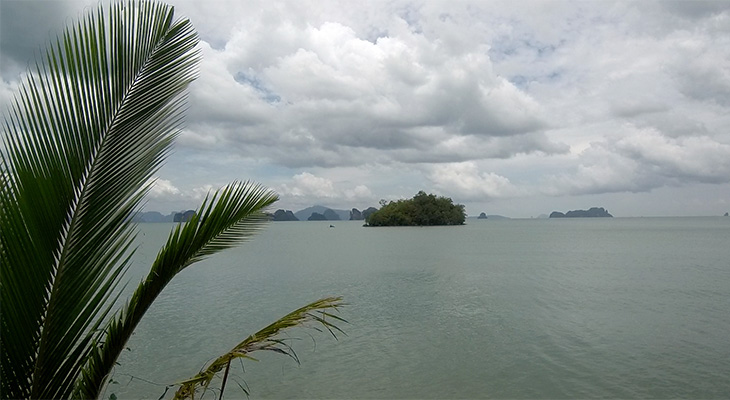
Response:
[427, 162, 523, 200]
[615, 129, 730, 184]
[277, 172, 337, 199]
[190, 185, 216, 201]
[148, 179, 181, 198]
[658, 1, 730, 20]
[670, 36, 730, 106]
[344, 185, 373, 201]
[273, 172, 377, 210]
[141, 177, 220, 212]
[3, 0, 730, 217]
[147, 178, 216, 203]
[543, 126, 730, 196]
[176, 5, 559, 170]
[0, 1, 89, 78]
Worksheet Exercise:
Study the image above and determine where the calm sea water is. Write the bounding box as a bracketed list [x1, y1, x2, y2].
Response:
[111, 217, 730, 399]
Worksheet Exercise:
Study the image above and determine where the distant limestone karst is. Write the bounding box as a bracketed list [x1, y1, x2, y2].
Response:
[306, 208, 341, 221]
[307, 208, 340, 221]
[271, 209, 299, 221]
[477, 212, 488, 219]
[307, 212, 330, 221]
[549, 207, 613, 218]
[173, 210, 196, 222]
[323, 209, 340, 220]
[132, 211, 176, 222]
[350, 208, 363, 220]
[139, 205, 382, 223]
[350, 207, 378, 220]
[294, 206, 350, 221]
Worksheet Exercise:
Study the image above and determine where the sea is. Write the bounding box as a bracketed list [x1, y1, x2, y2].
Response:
[111, 217, 730, 399]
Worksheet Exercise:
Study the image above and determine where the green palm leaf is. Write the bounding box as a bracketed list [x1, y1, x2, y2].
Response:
[173, 296, 346, 400]
[2, 1, 199, 398]
[75, 181, 278, 398]
[1, 2, 344, 400]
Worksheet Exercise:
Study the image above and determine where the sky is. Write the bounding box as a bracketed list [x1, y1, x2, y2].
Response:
[2, 1, 730, 218]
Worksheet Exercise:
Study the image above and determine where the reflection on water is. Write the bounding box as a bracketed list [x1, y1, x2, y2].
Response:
[113, 218, 730, 399]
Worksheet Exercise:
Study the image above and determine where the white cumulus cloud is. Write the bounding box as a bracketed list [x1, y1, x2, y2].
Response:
[427, 162, 523, 200]
[278, 172, 337, 199]
[148, 178, 181, 199]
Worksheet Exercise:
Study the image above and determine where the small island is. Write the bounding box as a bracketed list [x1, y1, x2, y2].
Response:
[308, 209, 340, 221]
[477, 212, 488, 219]
[350, 207, 378, 220]
[549, 207, 613, 218]
[270, 209, 299, 221]
[365, 191, 466, 226]
[173, 210, 196, 222]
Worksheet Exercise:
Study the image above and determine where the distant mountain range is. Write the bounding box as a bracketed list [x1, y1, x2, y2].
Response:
[293, 206, 351, 221]
[133, 205, 377, 223]
[281, 205, 378, 221]
[132, 210, 197, 222]
[134, 206, 524, 223]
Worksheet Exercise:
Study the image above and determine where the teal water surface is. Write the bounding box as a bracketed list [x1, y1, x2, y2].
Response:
[112, 217, 730, 399]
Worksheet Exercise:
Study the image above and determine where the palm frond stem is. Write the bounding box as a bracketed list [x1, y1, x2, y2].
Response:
[173, 297, 347, 400]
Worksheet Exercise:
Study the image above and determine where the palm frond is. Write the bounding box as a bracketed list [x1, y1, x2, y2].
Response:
[2, 2, 345, 400]
[75, 181, 278, 398]
[173, 297, 347, 400]
[1, 1, 199, 398]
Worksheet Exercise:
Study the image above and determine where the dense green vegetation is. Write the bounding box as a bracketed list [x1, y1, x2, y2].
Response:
[0, 2, 343, 399]
[365, 191, 466, 226]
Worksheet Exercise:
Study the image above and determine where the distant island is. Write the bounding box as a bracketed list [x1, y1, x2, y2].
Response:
[268, 206, 378, 221]
[292, 206, 351, 221]
[132, 210, 196, 222]
[473, 212, 510, 220]
[477, 214, 510, 220]
[549, 207, 613, 218]
[136, 206, 382, 223]
[349, 207, 378, 220]
[138, 201, 479, 225]
[365, 191, 465, 226]
[308, 208, 341, 221]
[270, 209, 299, 221]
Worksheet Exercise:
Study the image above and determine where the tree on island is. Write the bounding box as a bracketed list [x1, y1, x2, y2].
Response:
[365, 191, 466, 226]
[0, 3, 344, 399]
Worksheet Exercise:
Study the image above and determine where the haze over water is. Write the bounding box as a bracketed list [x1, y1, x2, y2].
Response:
[114, 217, 730, 399]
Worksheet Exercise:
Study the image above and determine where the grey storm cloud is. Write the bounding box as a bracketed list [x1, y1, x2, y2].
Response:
[2, 0, 730, 217]
[0, 1, 87, 78]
